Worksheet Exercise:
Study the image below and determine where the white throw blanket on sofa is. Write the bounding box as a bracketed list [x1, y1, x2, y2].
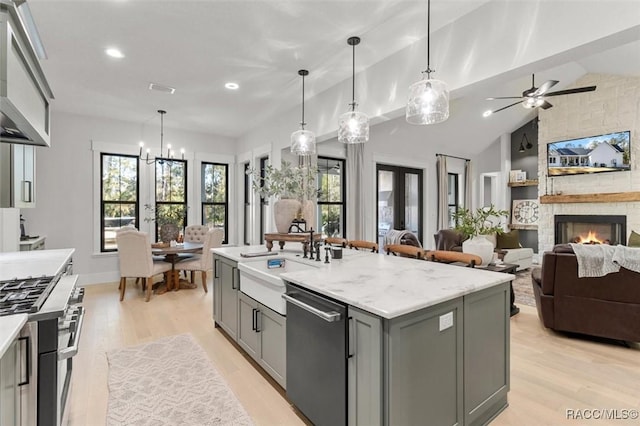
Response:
[570, 243, 640, 277]
[383, 229, 423, 248]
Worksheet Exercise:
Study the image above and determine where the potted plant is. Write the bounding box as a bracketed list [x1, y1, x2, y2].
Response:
[247, 161, 318, 233]
[452, 205, 509, 265]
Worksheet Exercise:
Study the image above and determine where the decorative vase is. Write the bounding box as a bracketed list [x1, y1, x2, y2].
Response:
[273, 199, 301, 234]
[301, 200, 316, 232]
[462, 235, 495, 266]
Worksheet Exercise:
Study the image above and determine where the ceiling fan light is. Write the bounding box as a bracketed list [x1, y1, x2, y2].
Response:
[534, 97, 545, 107]
[523, 98, 537, 109]
[291, 129, 316, 155]
[406, 77, 449, 125]
[338, 110, 369, 144]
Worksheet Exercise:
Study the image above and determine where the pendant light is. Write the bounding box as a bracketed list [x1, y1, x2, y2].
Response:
[291, 69, 316, 155]
[139, 110, 184, 164]
[406, 0, 449, 125]
[338, 36, 369, 144]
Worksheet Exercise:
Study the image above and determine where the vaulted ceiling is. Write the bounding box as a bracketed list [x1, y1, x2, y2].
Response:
[28, 0, 640, 150]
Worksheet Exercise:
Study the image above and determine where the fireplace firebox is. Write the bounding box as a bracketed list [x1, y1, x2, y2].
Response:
[554, 215, 626, 245]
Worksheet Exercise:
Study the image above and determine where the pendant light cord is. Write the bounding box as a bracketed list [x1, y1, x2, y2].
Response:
[301, 73, 306, 129]
[425, 0, 433, 78]
[351, 41, 356, 111]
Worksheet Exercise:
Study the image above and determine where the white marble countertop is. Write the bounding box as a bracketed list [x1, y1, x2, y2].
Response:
[0, 248, 75, 281]
[0, 314, 27, 358]
[213, 245, 512, 319]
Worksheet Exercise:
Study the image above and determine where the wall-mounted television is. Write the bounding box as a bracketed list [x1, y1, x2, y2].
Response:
[547, 130, 631, 176]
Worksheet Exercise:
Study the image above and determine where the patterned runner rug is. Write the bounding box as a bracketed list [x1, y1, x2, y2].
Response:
[512, 269, 535, 307]
[107, 334, 253, 426]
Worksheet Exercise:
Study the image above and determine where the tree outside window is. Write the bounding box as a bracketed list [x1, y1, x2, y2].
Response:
[155, 159, 187, 240]
[317, 157, 345, 238]
[202, 162, 228, 244]
[101, 153, 138, 251]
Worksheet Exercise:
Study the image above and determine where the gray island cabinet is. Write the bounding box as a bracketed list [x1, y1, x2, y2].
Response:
[212, 247, 511, 426]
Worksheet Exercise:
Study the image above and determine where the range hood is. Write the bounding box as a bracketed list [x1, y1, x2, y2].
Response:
[1, 0, 54, 147]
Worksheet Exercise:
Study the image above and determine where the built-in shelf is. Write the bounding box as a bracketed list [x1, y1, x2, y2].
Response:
[540, 191, 640, 204]
[508, 224, 538, 231]
[508, 179, 538, 187]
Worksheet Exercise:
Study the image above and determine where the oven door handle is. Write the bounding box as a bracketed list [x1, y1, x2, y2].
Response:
[59, 306, 85, 360]
[282, 293, 342, 322]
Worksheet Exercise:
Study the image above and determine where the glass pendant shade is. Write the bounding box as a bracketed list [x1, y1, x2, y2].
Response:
[338, 110, 369, 144]
[406, 77, 449, 125]
[290, 128, 316, 155]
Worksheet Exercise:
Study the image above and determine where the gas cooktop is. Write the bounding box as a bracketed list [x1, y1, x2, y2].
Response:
[0, 276, 56, 316]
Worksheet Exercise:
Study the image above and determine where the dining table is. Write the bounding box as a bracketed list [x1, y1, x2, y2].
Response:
[151, 241, 203, 293]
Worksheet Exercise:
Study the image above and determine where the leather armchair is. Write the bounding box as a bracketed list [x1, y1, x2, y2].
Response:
[532, 244, 640, 342]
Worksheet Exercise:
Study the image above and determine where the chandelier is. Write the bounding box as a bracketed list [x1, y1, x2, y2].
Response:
[406, 0, 449, 125]
[291, 69, 316, 155]
[138, 110, 184, 164]
[338, 36, 369, 144]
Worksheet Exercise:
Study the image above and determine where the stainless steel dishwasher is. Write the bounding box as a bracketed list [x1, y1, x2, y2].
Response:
[283, 282, 347, 426]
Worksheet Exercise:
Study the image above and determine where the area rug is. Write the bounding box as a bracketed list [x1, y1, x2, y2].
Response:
[512, 269, 535, 307]
[106, 334, 254, 426]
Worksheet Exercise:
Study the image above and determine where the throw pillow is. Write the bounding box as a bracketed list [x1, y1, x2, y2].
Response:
[628, 230, 640, 247]
[496, 230, 520, 249]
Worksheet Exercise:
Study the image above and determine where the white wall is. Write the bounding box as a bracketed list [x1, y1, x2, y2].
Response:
[538, 73, 640, 252]
[22, 111, 236, 285]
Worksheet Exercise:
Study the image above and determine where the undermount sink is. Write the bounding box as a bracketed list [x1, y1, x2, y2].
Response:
[238, 258, 319, 315]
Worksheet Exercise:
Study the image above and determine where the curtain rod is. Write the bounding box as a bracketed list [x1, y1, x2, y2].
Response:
[436, 153, 470, 161]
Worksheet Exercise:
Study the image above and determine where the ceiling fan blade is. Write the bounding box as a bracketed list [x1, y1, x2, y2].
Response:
[540, 101, 553, 110]
[487, 100, 524, 115]
[544, 86, 597, 97]
[486, 96, 523, 100]
[532, 80, 559, 96]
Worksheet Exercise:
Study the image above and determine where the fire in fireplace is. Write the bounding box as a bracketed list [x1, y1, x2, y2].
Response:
[554, 215, 626, 245]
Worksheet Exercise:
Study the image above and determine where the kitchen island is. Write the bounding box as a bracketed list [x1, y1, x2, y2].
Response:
[212, 245, 512, 425]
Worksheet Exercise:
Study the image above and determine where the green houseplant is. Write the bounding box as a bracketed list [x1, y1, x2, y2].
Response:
[452, 205, 509, 265]
[247, 161, 318, 233]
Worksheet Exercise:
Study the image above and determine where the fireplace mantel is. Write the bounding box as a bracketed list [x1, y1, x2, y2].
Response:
[540, 191, 640, 204]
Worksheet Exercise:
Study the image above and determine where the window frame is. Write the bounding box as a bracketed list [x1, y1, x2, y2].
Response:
[201, 161, 229, 244]
[317, 156, 346, 238]
[448, 173, 459, 228]
[154, 157, 188, 241]
[99, 152, 140, 253]
[259, 156, 268, 244]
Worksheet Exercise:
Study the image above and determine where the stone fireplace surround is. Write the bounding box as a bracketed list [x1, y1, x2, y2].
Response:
[536, 73, 640, 255]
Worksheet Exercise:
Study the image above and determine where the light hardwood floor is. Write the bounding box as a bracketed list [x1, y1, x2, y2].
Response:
[69, 278, 640, 426]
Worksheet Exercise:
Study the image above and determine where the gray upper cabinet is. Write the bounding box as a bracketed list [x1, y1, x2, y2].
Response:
[0, 143, 36, 208]
[0, 2, 54, 147]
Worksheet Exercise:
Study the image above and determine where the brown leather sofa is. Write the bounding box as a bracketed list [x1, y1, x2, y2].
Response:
[532, 244, 640, 342]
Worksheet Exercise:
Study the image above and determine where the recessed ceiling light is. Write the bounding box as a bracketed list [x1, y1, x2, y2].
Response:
[105, 48, 124, 58]
[225, 82, 239, 90]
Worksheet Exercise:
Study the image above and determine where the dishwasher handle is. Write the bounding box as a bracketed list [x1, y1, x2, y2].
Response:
[282, 293, 342, 322]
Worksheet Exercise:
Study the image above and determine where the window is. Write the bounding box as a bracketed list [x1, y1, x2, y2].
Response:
[243, 162, 250, 245]
[317, 157, 345, 238]
[100, 153, 139, 252]
[155, 159, 187, 241]
[259, 156, 268, 244]
[448, 173, 459, 228]
[202, 162, 228, 244]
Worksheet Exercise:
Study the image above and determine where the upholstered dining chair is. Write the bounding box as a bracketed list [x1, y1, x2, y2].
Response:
[184, 224, 210, 243]
[325, 237, 348, 248]
[425, 250, 482, 268]
[175, 228, 224, 293]
[348, 240, 379, 253]
[116, 230, 172, 302]
[384, 244, 426, 259]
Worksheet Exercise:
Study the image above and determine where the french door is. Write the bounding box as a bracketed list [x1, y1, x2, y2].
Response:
[376, 164, 423, 247]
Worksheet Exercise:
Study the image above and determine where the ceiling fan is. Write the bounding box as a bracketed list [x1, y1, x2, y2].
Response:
[483, 74, 596, 117]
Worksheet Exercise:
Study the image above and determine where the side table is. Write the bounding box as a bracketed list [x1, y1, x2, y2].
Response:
[481, 263, 520, 316]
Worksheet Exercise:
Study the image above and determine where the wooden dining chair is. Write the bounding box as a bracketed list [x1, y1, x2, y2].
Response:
[325, 237, 348, 247]
[176, 228, 224, 293]
[384, 244, 426, 260]
[115, 230, 172, 302]
[348, 240, 379, 253]
[425, 250, 482, 268]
